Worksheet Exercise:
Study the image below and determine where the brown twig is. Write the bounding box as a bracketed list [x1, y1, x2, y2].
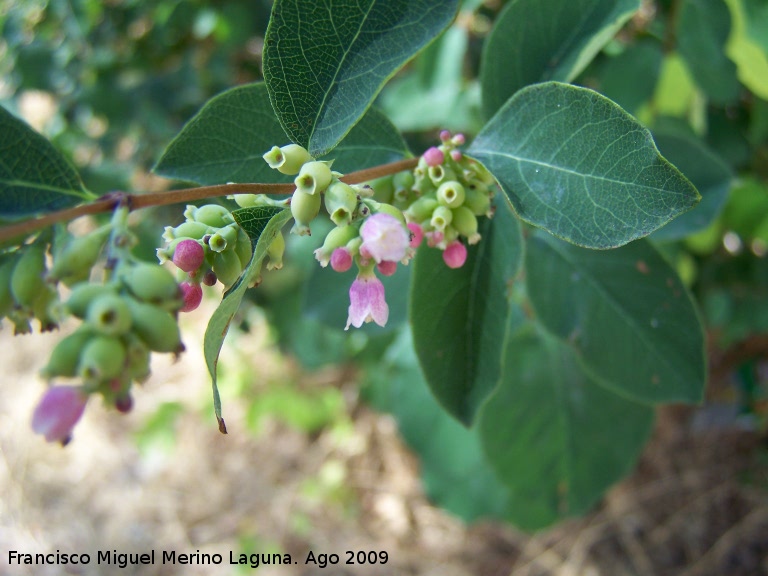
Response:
[0, 157, 418, 244]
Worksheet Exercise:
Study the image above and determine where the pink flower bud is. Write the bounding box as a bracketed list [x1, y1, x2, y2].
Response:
[346, 272, 389, 330]
[115, 393, 134, 414]
[452, 133, 466, 145]
[443, 241, 468, 269]
[377, 261, 398, 276]
[407, 222, 424, 248]
[330, 247, 353, 272]
[359, 213, 410, 264]
[426, 230, 444, 247]
[32, 386, 87, 444]
[172, 239, 205, 272]
[422, 146, 445, 167]
[202, 270, 217, 286]
[450, 149, 462, 162]
[179, 281, 203, 313]
[439, 130, 451, 142]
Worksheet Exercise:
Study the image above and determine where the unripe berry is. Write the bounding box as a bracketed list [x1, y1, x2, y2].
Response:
[436, 180, 466, 208]
[452, 206, 481, 244]
[0, 256, 17, 318]
[266, 231, 285, 271]
[32, 285, 58, 332]
[123, 263, 180, 304]
[294, 161, 333, 196]
[125, 335, 151, 382]
[172, 239, 205, 272]
[314, 225, 359, 267]
[78, 335, 127, 381]
[190, 204, 234, 228]
[464, 183, 492, 216]
[368, 175, 395, 204]
[431, 206, 453, 231]
[66, 283, 118, 318]
[233, 194, 259, 208]
[207, 224, 238, 253]
[234, 228, 253, 268]
[368, 201, 407, 226]
[126, 298, 183, 353]
[10, 244, 47, 308]
[405, 197, 438, 222]
[263, 144, 313, 175]
[179, 281, 203, 313]
[171, 220, 211, 240]
[393, 170, 415, 193]
[42, 329, 93, 378]
[290, 189, 322, 236]
[324, 180, 359, 226]
[212, 249, 243, 288]
[428, 165, 456, 187]
[86, 293, 133, 335]
[50, 228, 110, 286]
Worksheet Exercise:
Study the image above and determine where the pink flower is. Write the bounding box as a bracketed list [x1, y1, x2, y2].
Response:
[443, 240, 468, 269]
[407, 222, 424, 248]
[359, 213, 409, 264]
[345, 272, 388, 330]
[31, 386, 88, 444]
[179, 281, 203, 312]
[330, 247, 353, 272]
[422, 146, 445, 167]
[172, 239, 205, 272]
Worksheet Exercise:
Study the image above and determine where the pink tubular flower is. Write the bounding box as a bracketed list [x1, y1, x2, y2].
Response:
[179, 281, 203, 312]
[422, 146, 445, 167]
[443, 241, 468, 268]
[407, 222, 424, 248]
[172, 239, 205, 272]
[345, 272, 389, 330]
[359, 213, 410, 264]
[32, 386, 88, 444]
[330, 247, 353, 272]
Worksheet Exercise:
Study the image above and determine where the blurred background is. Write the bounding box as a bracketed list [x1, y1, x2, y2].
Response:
[1, 0, 768, 574]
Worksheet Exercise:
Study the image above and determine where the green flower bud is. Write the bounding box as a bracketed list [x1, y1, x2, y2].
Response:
[464, 183, 492, 216]
[0, 256, 18, 318]
[263, 144, 313, 175]
[234, 228, 253, 268]
[266, 231, 285, 271]
[393, 170, 415, 193]
[86, 293, 133, 335]
[207, 223, 239, 253]
[42, 328, 93, 379]
[405, 197, 438, 222]
[171, 221, 211, 240]
[436, 180, 466, 208]
[78, 335, 127, 381]
[50, 227, 110, 286]
[294, 161, 333, 196]
[431, 206, 453, 231]
[123, 263, 180, 304]
[11, 244, 48, 308]
[126, 298, 183, 353]
[190, 204, 234, 228]
[212, 249, 243, 288]
[451, 206, 481, 244]
[314, 225, 360, 266]
[290, 189, 322, 236]
[368, 175, 395, 204]
[324, 181, 359, 226]
[66, 283, 118, 318]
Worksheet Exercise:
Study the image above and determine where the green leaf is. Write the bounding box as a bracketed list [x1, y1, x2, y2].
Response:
[203, 207, 292, 431]
[651, 132, 733, 242]
[677, 0, 741, 104]
[478, 326, 654, 530]
[0, 105, 91, 218]
[262, 0, 460, 156]
[525, 231, 706, 404]
[480, 0, 640, 119]
[409, 198, 523, 424]
[468, 82, 701, 249]
[723, 0, 768, 100]
[741, 0, 768, 54]
[154, 83, 409, 186]
[365, 329, 510, 522]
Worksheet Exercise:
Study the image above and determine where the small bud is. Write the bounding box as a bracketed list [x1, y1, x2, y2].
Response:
[179, 282, 203, 313]
[78, 335, 127, 381]
[191, 204, 234, 228]
[330, 248, 353, 272]
[422, 147, 445, 167]
[126, 298, 183, 353]
[123, 263, 181, 304]
[212, 249, 243, 288]
[172, 239, 205, 272]
[11, 244, 47, 308]
[436, 180, 466, 208]
[115, 393, 134, 414]
[290, 189, 322, 236]
[266, 231, 285, 271]
[407, 223, 424, 248]
[263, 144, 313, 175]
[294, 161, 333, 196]
[324, 181, 359, 226]
[430, 206, 453, 231]
[202, 270, 218, 286]
[450, 149, 462, 162]
[452, 133, 466, 146]
[443, 240, 468, 269]
[31, 386, 87, 444]
[377, 261, 397, 276]
[314, 225, 359, 266]
[86, 293, 133, 335]
[439, 130, 451, 142]
[452, 206, 481, 244]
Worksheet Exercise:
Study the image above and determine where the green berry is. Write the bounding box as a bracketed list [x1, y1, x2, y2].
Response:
[290, 189, 322, 236]
[42, 328, 93, 378]
[125, 334, 151, 382]
[266, 231, 285, 271]
[212, 249, 243, 288]
[263, 144, 313, 175]
[234, 228, 253, 268]
[436, 180, 466, 208]
[86, 293, 133, 335]
[191, 204, 234, 228]
[78, 335, 127, 381]
[207, 224, 238, 253]
[126, 298, 183, 353]
[431, 206, 453, 231]
[123, 263, 180, 303]
[10, 244, 47, 308]
[0, 256, 18, 318]
[50, 228, 110, 286]
[66, 283, 118, 318]
[294, 161, 333, 196]
[324, 181, 359, 226]
[451, 206, 481, 244]
[171, 221, 211, 240]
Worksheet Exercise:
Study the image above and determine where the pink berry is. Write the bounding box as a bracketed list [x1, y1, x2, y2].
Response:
[172, 239, 205, 272]
[377, 261, 398, 276]
[443, 241, 468, 269]
[407, 222, 424, 248]
[330, 247, 353, 272]
[179, 281, 203, 312]
[422, 146, 445, 167]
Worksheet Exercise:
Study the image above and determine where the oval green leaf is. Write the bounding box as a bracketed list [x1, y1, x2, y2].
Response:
[468, 82, 701, 249]
[478, 326, 654, 531]
[262, 0, 459, 156]
[0, 105, 91, 218]
[154, 83, 409, 186]
[525, 231, 706, 405]
[409, 198, 523, 425]
[480, 0, 640, 119]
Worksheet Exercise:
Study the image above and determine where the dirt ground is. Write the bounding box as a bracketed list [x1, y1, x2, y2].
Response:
[1, 301, 767, 576]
